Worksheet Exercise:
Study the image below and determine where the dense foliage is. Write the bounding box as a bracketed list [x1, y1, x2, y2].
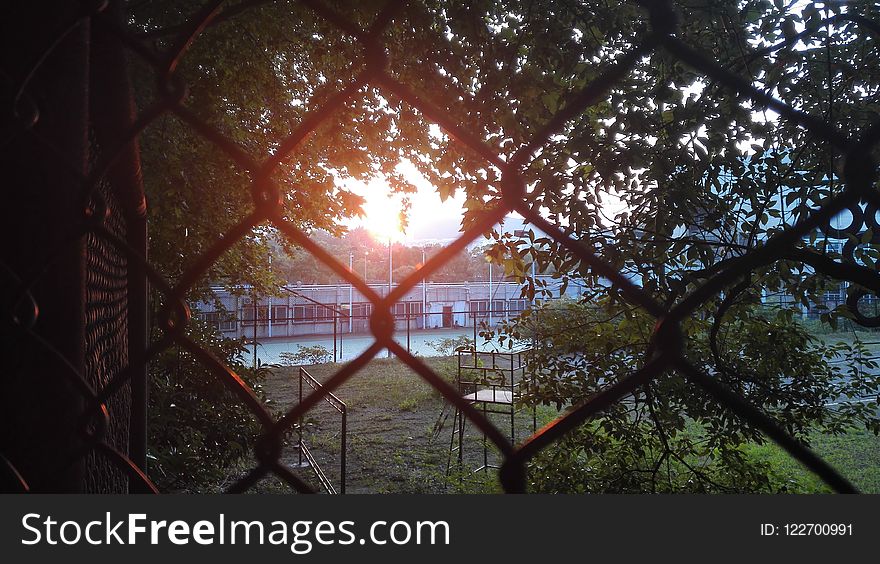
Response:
[500, 299, 879, 492]
[147, 320, 270, 492]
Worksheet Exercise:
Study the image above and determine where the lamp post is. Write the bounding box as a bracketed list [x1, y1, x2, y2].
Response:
[527, 257, 537, 313]
[514, 229, 538, 308]
[252, 289, 257, 369]
[267, 254, 272, 338]
[422, 248, 427, 330]
[488, 258, 493, 327]
[349, 251, 354, 334]
[387, 237, 392, 358]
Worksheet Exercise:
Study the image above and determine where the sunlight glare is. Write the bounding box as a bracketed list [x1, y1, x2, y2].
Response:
[356, 178, 406, 243]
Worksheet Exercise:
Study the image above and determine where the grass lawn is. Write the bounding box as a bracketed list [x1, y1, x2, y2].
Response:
[807, 327, 880, 353]
[743, 427, 880, 493]
[248, 355, 879, 494]
[259, 356, 556, 494]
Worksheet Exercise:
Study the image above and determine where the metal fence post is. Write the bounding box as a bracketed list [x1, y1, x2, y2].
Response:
[91, 1, 150, 490]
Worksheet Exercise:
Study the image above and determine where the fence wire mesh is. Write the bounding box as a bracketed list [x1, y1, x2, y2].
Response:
[2, 0, 879, 493]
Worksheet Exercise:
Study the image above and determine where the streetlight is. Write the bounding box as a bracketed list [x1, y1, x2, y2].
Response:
[514, 229, 538, 308]
[267, 254, 273, 338]
[487, 255, 493, 327]
[387, 237, 392, 358]
[348, 251, 353, 334]
[422, 248, 427, 330]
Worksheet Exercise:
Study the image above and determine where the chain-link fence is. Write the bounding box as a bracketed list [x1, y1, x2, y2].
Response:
[2, 0, 879, 494]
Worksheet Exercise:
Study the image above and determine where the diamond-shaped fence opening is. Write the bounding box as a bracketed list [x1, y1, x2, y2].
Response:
[1, 0, 879, 494]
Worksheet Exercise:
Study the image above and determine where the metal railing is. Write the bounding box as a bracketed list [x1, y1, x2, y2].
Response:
[297, 367, 346, 495]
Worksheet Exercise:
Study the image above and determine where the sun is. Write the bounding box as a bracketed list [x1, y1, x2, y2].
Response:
[341, 160, 470, 243]
[349, 178, 407, 243]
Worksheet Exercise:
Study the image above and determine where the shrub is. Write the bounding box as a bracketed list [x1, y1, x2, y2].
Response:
[148, 319, 268, 492]
[278, 344, 334, 366]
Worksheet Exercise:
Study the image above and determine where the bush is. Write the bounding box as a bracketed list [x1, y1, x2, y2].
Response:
[147, 319, 268, 492]
[426, 335, 474, 356]
[277, 344, 334, 366]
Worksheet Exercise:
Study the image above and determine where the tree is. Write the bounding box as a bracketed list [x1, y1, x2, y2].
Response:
[128, 0, 412, 488]
[481, 1, 880, 491]
[129, 0, 880, 491]
[404, 0, 880, 492]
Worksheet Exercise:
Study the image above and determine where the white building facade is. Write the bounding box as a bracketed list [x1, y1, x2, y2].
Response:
[194, 276, 585, 339]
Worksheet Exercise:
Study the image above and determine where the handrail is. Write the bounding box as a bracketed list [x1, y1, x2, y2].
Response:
[297, 366, 347, 494]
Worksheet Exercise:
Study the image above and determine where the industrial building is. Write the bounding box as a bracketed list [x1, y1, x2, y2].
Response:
[193, 276, 585, 340]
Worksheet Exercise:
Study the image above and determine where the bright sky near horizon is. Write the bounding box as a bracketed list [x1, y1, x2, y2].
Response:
[342, 160, 533, 246]
[341, 160, 469, 244]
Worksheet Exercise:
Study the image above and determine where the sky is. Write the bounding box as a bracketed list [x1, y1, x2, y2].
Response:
[341, 159, 531, 245]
